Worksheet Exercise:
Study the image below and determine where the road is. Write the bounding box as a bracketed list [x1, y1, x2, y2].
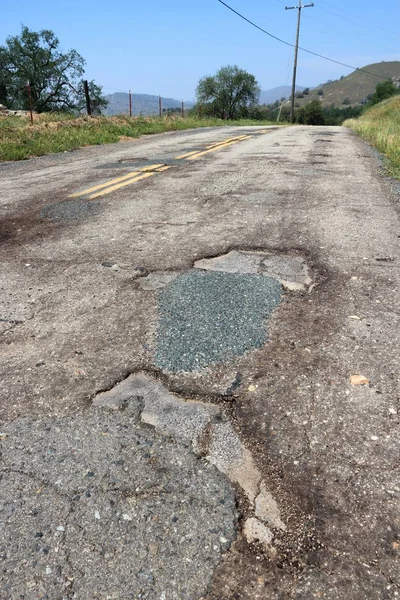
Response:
[0, 125, 399, 599]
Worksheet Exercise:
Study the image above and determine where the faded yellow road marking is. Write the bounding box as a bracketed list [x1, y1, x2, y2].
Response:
[175, 135, 251, 159]
[88, 172, 154, 199]
[69, 130, 270, 201]
[186, 135, 253, 160]
[176, 149, 203, 159]
[139, 163, 165, 172]
[69, 164, 165, 198]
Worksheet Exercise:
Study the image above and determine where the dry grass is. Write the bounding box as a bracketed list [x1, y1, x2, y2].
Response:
[344, 95, 400, 178]
[0, 113, 275, 161]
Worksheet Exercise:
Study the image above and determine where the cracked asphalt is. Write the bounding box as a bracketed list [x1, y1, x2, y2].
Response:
[0, 125, 399, 599]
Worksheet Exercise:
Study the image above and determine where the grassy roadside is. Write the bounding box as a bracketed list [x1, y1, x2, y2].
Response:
[0, 113, 277, 161]
[344, 96, 400, 179]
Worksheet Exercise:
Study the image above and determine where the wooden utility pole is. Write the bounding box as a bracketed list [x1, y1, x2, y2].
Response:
[83, 80, 92, 116]
[129, 90, 132, 117]
[181, 100, 184, 118]
[285, 1, 314, 123]
[159, 95, 162, 118]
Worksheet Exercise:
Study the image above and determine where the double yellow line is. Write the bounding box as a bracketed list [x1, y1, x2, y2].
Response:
[176, 134, 252, 161]
[70, 164, 170, 200]
[70, 129, 272, 200]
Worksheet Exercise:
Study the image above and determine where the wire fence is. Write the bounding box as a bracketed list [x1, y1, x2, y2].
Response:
[96, 84, 194, 118]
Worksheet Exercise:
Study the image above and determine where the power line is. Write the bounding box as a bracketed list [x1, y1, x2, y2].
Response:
[318, 0, 400, 42]
[302, 12, 400, 55]
[216, 0, 391, 80]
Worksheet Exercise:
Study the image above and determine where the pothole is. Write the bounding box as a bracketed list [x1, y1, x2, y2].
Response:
[137, 251, 313, 374]
[154, 270, 282, 373]
[94, 372, 286, 552]
[194, 250, 312, 292]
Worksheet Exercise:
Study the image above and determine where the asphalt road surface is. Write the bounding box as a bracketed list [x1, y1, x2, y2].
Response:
[0, 125, 399, 599]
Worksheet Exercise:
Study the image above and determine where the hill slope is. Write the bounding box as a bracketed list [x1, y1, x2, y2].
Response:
[104, 93, 194, 116]
[344, 95, 400, 177]
[259, 86, 305, 105]
[298, 61, 400, 107]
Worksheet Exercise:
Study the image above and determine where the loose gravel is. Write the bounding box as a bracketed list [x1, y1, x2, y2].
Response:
[40, 199, 101, 223]
[155, 270, 281, 372]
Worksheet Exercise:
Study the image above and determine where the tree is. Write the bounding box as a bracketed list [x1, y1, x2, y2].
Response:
[0, 26, 107, 113]
[196, 65, 260, 120]
[296, 99, 325, 125]
[368, 80, 399, 106]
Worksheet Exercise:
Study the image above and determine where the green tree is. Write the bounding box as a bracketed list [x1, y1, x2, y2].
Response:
[296, 99, 325, 125]
[368, 80, 399, 106]
[196, 65, 260, 119]
[0, 26, 107, 113]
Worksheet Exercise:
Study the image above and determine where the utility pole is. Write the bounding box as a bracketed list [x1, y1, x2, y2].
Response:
[285, 0, 314, 123]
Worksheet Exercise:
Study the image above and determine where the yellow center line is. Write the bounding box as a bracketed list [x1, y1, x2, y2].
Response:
[88, 172, 155, 199]
[139, 163, 165, 172]
[69, 130, 261, 201]
[204, 134, 250, 148]
[186, 136, 253, 160]
[176, 149, 204, 159]
[69, 164, 165, 198]
[176, 135, 251, 159]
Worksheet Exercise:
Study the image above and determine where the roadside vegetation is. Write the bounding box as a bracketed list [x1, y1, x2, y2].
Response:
[344, 95, 400, 178]
[0, 113, 276, 161]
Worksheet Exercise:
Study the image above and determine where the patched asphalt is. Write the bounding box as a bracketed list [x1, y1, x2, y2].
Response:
[40, 198, 102, 222]
[154, 270, 281, 372]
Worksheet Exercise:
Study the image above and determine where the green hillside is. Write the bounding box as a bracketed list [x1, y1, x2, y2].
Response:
[345, 95, 400, 178]
[297, 61, 400, 107]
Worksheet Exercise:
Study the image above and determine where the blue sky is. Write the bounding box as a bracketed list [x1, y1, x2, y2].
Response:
[2, 0, 400, 100]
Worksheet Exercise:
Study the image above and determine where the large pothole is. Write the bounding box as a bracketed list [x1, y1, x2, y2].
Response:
[146, 251, 312, 374]
[94, 372, 287, 551]
[154, 270, 282, 373]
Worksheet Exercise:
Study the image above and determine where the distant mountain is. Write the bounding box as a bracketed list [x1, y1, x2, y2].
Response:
[296, 61, 400, 107]
[259, 86, 305, 105]
[104, 92, 193, 116]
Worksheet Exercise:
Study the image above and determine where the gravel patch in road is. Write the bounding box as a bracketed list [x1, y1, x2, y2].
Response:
[40, 199, 101, 223]
[155, 270, 281, 372]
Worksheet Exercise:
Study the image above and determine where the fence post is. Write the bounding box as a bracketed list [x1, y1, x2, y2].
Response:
[129, 90, 132, 117]
[83, 80, 92, 116]
[159, 95, 162, 118]
[27, 81, 34, 125]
